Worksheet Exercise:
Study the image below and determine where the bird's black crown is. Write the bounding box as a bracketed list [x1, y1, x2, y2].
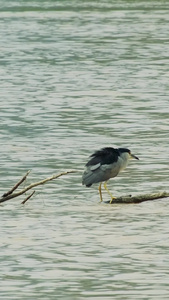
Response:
[118, 148, 131, 155]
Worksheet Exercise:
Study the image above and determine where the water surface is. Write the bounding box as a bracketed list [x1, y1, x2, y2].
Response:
[0, 0, 169, 299]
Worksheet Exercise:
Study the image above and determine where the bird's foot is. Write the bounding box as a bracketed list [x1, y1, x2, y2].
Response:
[109, 197, 116, 204]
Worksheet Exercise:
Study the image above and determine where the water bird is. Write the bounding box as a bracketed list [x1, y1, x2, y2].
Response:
[82, 147, 139, 202]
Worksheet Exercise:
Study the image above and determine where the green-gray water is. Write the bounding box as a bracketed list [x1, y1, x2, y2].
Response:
[1, 1, 169, 299]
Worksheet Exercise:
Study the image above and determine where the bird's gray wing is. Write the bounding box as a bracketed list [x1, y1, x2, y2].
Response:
[82, 148, 119, 186]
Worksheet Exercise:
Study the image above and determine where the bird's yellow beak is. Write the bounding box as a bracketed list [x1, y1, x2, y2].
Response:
[130, 153, 139, 160]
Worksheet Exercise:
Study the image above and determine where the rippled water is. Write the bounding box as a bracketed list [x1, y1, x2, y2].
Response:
[1, 0, 169, 299]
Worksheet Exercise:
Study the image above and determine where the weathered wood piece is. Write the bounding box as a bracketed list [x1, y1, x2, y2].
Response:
[108, 192, 169, 204]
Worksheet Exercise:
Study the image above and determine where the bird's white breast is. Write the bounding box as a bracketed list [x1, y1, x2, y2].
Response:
[118, 152, 130, 172]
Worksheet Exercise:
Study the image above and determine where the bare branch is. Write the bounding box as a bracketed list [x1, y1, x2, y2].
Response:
[0, 170, 77, 204]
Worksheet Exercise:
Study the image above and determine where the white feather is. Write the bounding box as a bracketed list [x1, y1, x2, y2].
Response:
[90, 163, 101, 171]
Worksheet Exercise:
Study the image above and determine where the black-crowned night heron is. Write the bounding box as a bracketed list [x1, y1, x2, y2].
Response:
[82, 147, 139, 202]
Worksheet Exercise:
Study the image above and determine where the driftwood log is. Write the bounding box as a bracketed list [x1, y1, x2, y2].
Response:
[0, 170, 168, 205]
[108, 192, 169, 204]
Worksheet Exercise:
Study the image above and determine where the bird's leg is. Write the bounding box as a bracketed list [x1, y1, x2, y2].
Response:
[103, 182, 116, 203]
[103, 182, 113, 198]
[98, 183, 103, 202]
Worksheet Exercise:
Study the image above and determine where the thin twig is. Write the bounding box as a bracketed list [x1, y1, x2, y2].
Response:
[21, 191, 35, 205]
[2, 170, 31, 198]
